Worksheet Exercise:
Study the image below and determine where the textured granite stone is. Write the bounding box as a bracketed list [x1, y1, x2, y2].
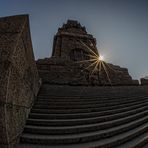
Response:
[37, 20, 138, 86]
[0, 15, 40, 148]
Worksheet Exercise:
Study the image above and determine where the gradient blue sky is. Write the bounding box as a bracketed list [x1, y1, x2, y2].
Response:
[0, 0, 148, 79]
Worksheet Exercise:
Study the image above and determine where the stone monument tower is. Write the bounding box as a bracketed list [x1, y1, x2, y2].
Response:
[37, 20, 138, 86]
[52, 20, 98, 61]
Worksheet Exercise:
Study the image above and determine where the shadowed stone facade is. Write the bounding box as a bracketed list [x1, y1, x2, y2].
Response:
[0, 15, 40, 148]
[52, 20, 98, 60]
[141, 77, 148, 85]
[37, 20, 139, 86]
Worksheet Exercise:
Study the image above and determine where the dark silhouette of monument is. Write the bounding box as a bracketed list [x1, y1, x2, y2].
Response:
[37, 20, 139, 86]
[0, 15, 148, 148]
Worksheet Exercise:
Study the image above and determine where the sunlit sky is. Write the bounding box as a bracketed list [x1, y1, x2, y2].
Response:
[1, 0, 148, 79]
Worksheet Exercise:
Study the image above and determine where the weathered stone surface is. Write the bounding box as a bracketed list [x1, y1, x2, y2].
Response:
[132, 80, 139, 86]
[140, 77, 148, 85]
[0, 15, 40, 148]
[37, 20, 138, 86]
[19, 84, 148, 147]
[52, 20, 98, 60]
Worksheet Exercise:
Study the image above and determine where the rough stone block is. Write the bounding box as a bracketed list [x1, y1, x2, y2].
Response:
[0, 15, 40, 147]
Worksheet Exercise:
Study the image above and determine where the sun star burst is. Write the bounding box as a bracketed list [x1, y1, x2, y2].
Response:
[75, 39, 113, 86]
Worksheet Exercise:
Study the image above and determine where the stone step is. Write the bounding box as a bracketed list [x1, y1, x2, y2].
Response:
[92, 123, 148, 148]
[20, 85, 148, 147]
[38, 94, 148, 99]
[119, 132, 148, 148]
[36, 95, 148, 103]
[24, 110, 148, 135]
[33, 97, 148, 109]
[31, 100, 148, 114]
[37, 94, 148, 100]
[19, 128, 148, 148]
[38, 86, 148, 95]
[29, 103, 148, 119]
[36, 94, 147, 101]
[19, 131, 148, 148]
[27, 106, 148, 126]
[20, 118, 148, 145]
[139, 141, 148, 148]
[132, 137, 148, 148]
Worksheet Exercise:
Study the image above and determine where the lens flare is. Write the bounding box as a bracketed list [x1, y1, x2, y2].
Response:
[98, 55, 104, 61]
[74, 39, 113, 86]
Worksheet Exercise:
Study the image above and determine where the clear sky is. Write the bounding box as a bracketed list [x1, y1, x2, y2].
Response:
[0, 0, 148, 79]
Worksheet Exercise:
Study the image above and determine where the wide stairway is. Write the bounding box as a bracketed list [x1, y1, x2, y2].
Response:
[19, 84, 148, 148]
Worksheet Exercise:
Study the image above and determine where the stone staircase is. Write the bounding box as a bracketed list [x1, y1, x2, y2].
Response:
[19, 85, 148, 148]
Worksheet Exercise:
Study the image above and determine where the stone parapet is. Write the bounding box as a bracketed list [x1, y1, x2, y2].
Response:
[0, 15, 40, 148]
[36, 58, 137, 86]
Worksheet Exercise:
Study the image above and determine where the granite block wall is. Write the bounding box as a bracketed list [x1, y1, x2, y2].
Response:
[0, 15, 40, 148]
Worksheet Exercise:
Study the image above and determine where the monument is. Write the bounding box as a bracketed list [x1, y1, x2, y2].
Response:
[37, 20, 139, 86]
[0, 15, 148, 148]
